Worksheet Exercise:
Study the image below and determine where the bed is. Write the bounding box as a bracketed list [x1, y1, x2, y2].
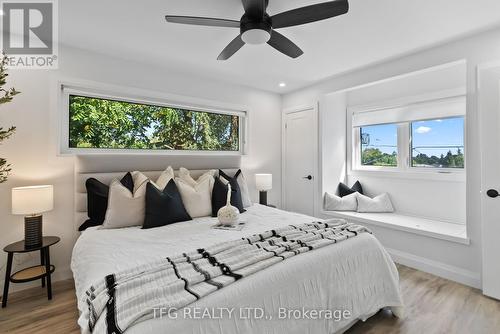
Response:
[71, 170, 403, 334]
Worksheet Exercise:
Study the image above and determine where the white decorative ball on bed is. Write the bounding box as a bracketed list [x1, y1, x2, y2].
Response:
[217, 184, 240, 226]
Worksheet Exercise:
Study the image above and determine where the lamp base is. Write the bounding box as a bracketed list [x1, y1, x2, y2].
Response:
[25, 215, 43, 249]
[259, 191, 268, 206]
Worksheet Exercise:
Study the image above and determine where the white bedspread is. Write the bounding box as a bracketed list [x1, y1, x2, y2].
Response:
[71, 204, 403, 334]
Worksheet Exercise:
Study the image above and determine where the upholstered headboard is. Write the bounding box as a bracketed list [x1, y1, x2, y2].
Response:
[75, 169, 239, 230]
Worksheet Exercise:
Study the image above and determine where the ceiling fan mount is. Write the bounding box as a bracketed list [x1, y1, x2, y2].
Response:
[165, 0, 349, 60]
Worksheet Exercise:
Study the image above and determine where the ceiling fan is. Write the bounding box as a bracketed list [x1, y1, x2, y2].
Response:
[165, 0, 349, 60]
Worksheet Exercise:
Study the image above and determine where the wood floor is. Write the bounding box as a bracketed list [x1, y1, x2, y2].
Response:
[0, 279, 79, 334]
[348, 265, 500, 334]
[0, 265, 499, 333]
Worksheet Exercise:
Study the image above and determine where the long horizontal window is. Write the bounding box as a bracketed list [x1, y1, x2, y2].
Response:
[68, 95, 241, 152]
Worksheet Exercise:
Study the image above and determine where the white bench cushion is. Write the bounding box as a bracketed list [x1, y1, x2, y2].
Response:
[322, 210, 468, 245]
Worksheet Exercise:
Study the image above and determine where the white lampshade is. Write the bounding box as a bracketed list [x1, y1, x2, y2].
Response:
[12, 185, 54, 215]
[255, 174, 272, 191]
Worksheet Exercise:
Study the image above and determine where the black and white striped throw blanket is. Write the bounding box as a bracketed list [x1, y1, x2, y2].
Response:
[85, 220, 370, 334]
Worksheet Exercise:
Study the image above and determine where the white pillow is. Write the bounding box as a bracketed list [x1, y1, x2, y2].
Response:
[102, 171, 149, 229]
[324, 192, 358, 211]
[178, 167, 216, 188]
[155, 166, 175, 190]
[175, 168, 215, 218]
[357, 193, 394, 213]
[237, 172, 252, 208]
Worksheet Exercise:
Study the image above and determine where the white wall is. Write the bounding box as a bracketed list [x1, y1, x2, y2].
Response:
[345, 61, 466, 106]
[346, 175, 466, 223]
[0, 45, 282, 292]
[283, 26, 500, 288]
[318, 92, 347, 199]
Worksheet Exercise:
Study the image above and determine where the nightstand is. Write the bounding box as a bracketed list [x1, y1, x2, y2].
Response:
[2, 236, 60, 308]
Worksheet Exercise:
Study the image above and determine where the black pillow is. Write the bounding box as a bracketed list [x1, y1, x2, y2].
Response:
[79, 172, 134, 231]
[219, 169, 241, 184]
[338, 181, 364, 197]
[212, 175, 246, 217]
[219, 169, 247, 201]
[143, 180, 192, 229]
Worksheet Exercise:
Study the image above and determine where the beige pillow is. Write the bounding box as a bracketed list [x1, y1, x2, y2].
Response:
[155, 166, 175, 190]
[101, 171, 148, 229]
[178, 167, 215, 187]
[175, 168, 215, 218]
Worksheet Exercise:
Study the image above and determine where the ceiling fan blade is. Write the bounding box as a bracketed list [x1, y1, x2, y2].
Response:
[267, 31, 303, 58]
[217, 35, 245, 60]
[165, 15, 240, 28]
[241, 0, 268, 18]
[271, 0, 349, 29]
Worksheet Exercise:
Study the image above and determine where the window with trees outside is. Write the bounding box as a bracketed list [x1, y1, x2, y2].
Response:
[355, 116, 465, 171]
[411, 117, 464, 168]
[360, 124, 398, 167]
[68, 95, 242, 152]
[353, 94, 465, 174]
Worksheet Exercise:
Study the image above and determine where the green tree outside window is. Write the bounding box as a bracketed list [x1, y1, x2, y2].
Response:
[69, 95, 240, 151]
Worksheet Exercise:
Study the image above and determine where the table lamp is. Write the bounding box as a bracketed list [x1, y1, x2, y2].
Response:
[255, 174, 272, 206]
[12, 185, 54, 249]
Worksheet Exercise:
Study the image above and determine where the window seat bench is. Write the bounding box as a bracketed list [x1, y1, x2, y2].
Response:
[321, 210, 469, 245]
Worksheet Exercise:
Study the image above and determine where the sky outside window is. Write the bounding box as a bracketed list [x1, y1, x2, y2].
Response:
[360, 123, 398, 167]
[411, 117, 464, 168]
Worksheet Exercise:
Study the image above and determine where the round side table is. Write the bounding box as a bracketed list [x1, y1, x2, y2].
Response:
[2, 236, 60, 308]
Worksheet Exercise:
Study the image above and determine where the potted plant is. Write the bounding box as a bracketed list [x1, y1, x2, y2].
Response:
[0, 53, 20, 183]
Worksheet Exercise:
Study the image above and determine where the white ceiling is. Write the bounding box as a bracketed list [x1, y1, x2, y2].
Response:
[60, 0, 500, 93]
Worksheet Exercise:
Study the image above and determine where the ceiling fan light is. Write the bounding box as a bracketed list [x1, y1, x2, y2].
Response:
[241, 29, 271, 45]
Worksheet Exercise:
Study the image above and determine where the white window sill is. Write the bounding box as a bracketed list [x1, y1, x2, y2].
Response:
[349, 169, 465, 182]
[321, 210, 469, 245]
[59, 148, 243, 157]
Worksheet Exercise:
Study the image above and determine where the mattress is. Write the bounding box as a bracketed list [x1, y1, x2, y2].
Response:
[71, 204, 403, 334]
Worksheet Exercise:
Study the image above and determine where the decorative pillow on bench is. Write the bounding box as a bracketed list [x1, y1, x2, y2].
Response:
[324, 192, 358, 211]
[357, 193, 394, 213]
[338, 181, 364, 197]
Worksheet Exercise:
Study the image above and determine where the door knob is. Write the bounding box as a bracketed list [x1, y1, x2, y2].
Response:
[487, 189, 499, 198]
[303, 175, 313, 180]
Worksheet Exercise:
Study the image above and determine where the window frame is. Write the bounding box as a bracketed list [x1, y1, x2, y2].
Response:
[409, 116, 466, 171]
[356, 123, 401, 169]
[58, 83, 248, 156]
[351, 117, 466, 176]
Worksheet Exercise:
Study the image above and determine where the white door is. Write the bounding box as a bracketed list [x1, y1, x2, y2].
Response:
[479, 64, 500, 300]
[284, 108, 318, 216]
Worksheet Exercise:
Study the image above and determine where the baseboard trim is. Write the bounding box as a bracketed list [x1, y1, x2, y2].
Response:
[0, 266, 72, 296]
[386, 247, 481, 289]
